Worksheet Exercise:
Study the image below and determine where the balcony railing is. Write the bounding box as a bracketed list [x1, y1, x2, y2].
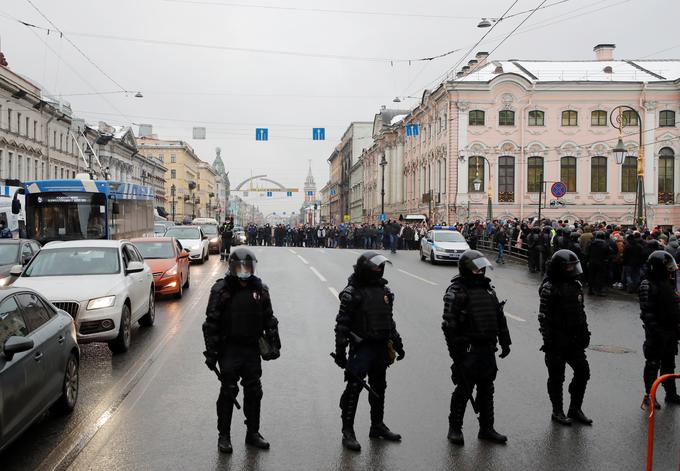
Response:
[658, 192, 674, 205]
[498, 192, 514, 203]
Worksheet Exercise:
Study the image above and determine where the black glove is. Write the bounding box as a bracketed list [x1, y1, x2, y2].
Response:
[499, 345, 511, 359]
[262, 349, 280, 361]
[204, 351, 218, 370]
[334, 349, 347, 368]
[396, 347, 405, 361]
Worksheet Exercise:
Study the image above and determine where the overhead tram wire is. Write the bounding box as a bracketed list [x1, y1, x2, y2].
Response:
[486, 0, 550, 57]
[23, 0, 132, 95]
[163, 0, 575, 21]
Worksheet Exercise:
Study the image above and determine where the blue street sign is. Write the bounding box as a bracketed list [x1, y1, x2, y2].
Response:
[551, 181, 567, 198]
[256, 128, 269, 141]
[312, 128, 325, 140]
[406, 124, 419, 137]
[266, 191, 273, 197]
[379, 213, 387, 221]
[330, 188, 337, 197]
[307, 191, 314, 196]
[286, 191, 293, 197]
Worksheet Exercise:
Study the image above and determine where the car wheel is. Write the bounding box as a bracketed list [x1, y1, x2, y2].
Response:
[174, 277, 183, 299]
[429, 251, 437, 265]
[205, 249, 209, 262]
[420, 249, 426, 261]
[139, 289, 156, 327]
[197, 250, 204, 265]
[109, 304, 131, 354]
[52, 352, 79, 414]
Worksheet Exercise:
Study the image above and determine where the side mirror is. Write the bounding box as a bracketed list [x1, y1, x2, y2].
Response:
[11, 199, 21, 215]
[10, 264, 23, 277]
[125, 261, 145, 274]
[4, 336, 34, 361]
[202, 235, 208, 240]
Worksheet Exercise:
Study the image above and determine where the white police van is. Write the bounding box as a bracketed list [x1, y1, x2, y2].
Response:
[420, 226, 470, 265]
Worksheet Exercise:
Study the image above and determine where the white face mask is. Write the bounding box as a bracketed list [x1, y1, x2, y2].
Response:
[236, 270, 252, 280]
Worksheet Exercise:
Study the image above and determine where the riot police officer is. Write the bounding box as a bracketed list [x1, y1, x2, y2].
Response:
[639, 250, 680, 409]
[202, 248, 281, 453]
[442, 250, 511, 445]
[527, 226, 541, 273]
[219, 216, 234, 261]
[334, 251, 405, 452]
[538, 250, 592, 426]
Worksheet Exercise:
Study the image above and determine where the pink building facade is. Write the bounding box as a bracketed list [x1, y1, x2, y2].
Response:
[368, 46, 680, 228]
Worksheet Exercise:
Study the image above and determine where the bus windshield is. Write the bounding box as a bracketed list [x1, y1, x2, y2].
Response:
[27, 192, 107, 243]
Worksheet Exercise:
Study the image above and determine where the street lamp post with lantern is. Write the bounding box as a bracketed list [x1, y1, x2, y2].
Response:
[610, 106, 646, 227]
[472, 156, 493, 221]
[379, 154, 387, 218]
[170, 184, 176, 222]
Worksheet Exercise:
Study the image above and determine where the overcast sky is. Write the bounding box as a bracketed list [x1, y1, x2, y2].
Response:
[1, 0, 679, 214]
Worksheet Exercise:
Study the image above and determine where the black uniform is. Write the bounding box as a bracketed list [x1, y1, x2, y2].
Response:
[538, 249, 592, 425]
[334, 252, 405, 452]
[586, 232, 611, 296]
[202, 248, 281, 453]
[526, 227, 541, 272]
[219, 218, 234, 260]
[442, 250, 511, 445]
[639, 250, 680, 408]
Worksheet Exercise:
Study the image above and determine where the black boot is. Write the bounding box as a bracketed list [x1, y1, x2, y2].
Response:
[551, 410, 573, 426]
[665, 394, 680, 405]
[567, 409, 593, 425]
[477, 382, 507, 444]
[662, 374, 680, 405]
[642, 395, 661, 410]
[567, 371, 592, 425]
[340, 382, 362, 452]
[245, 432, 270, 450]
[218, 434, 232, 453]
[369, 423, 401, 441]
[447, 388, 467, 445]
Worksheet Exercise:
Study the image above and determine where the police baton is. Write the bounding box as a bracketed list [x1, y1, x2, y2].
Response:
[330, 353, 380, 399]
[454, 361, 478, 414]
[209, 364, 241, 410]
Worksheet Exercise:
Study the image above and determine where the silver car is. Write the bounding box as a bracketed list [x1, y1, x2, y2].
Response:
[0, 287, 79, 452]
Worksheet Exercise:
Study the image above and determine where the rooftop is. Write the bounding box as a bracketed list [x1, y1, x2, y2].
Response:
[453, 59, 680, 83]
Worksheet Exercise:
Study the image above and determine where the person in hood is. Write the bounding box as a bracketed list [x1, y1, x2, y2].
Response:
[334, 251, 405, 452]
[202, 247, 281, 453]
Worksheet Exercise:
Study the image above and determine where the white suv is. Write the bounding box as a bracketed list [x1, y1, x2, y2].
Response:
[11, 240, 155, 354]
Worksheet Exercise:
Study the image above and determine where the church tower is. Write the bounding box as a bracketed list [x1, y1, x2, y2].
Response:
[303, 160, 316, 203]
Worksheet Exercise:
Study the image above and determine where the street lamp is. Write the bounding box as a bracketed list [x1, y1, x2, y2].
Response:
[379, 154, 387, 217]
[170, 184, 176, 222]
[472, 157, 493, 220]
[610, 106, 646, 227]
[188, 181, 197, 220]
[477, 17, 500, 28]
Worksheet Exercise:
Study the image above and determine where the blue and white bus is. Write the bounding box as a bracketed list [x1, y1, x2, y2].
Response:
[24, 178, 155, 244]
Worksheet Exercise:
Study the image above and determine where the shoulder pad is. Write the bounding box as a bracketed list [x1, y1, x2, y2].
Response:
[539, 280, 553, 296]
[210, 278, 226, 292]
[339, 285, 358, 302]
[260, 282, 270, 293]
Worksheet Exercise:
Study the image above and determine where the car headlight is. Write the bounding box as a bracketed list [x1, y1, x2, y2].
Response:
[163, 264, 178, 277]
[0, 276, 9, 287]
[210, 237, 218, 243]
[87, 295, 116, 310]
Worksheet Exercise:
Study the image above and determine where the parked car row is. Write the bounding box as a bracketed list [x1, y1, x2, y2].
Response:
[0, 233, 200, 453]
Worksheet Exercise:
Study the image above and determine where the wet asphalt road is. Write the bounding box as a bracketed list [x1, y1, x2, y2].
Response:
[2, 247, 679, 471]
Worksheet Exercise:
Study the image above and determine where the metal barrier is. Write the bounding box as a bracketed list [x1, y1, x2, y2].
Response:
[645, 373, 680, 471]
[475, 238, 530, 264]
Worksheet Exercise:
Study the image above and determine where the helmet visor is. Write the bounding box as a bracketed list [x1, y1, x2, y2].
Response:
[230, 259, 256, 279]
[564, 260, 583, 276]
[663, 256, 679, 272]
[367, 254, 392, 269]
[468, 257, 493, 272]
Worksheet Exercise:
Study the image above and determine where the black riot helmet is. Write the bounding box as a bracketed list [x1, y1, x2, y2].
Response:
[354, 251, 392, 282]
[547, 249, 583, 281]
[227, 247, 258, 280]
[459, 250, 493, 279]
[646, 250, 678, 281]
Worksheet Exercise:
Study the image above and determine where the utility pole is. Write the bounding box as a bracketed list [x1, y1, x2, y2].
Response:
[379, 154, 387, 217]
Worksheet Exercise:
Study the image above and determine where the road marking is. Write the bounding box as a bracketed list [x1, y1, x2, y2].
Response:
[328, 286, 339, 299]
[396, 268, 438, 286]
[288, 248, 297, 254]
[505, 312, 526, 322]
[310, 266, 327, 282]
[297, 255, 309, 265]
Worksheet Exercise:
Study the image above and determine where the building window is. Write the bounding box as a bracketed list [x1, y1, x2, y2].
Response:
[468, 156, 485, 193]
[7, 109, 12, 132]
[17, 113, 21, 135]
[60, 168, 64, 179]
[660, 110, 676, 127]
[621, 156, 637, 192]
[659, 147, 674, 204]
[0, 150, 3, 178]
[498, 110, 515, 126]
[34, 161, 38, 181]
[498, 156, 515, 202]
[443, 113, 447, 130]
[8, 152, 13, 178]
[591, 110, 607, 126]
[560, 156, 577, 192]
[590, 156, 607, 192]
[171, 169, 176, 179]
[527, 156, 544, 192]
[561, 110, 578, 126]
[25, 117, 29, 137]
[469, 110, 485, 126]
[33, 121, 37, 140]
[528, 110, 544, 126]
[622, 109, 638, 126]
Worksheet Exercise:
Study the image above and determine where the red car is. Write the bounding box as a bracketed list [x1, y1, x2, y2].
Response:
[131, 237, 191, 299]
